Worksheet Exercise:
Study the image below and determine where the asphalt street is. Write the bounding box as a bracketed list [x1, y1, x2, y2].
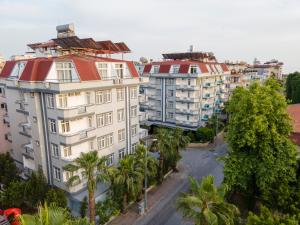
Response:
[135, 143, 227, 225]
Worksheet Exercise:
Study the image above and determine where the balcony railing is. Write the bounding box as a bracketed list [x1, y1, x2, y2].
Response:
[175, 108, 198, 115]
[175, 96, 197, 103]
[60, 128, 96, 145]
[202, 104, 212, 110]
[176, 84, 199, 90]
[57, 104, 95, 119]
[139, 111, 148, 122]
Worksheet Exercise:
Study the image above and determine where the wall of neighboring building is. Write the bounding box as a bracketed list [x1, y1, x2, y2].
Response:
[0, 86, 12, 154]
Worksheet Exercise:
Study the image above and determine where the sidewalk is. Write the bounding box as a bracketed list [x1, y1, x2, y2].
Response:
[108, 165, 187, 225]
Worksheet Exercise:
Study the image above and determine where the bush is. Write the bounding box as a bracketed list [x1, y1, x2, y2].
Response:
[45, 188, 67, 208]
[187, 131, 196, 142]
[196, 127, 215, 143]
[0, 180, 25, 208]
[96, 196, 120, 225]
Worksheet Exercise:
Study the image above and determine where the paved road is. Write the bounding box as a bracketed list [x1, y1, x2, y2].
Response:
[135, 143, 227, 225]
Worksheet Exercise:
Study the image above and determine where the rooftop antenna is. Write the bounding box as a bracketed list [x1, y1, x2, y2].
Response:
[189, 45, 194, 52]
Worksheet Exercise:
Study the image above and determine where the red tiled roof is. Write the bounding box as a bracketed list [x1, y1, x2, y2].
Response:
[287, 104, 300, 133]
[0, 61, 16, 78]
[220, 64, 229, 72]
[126, 62, 139, 78]
[142, 60, 228, 74]
[179, 64, 189, 73]
[20, 59, 53, 81]
[143, 65, 152, 73]
[0, 55, 139, 82]
[159, 65, 171, 73]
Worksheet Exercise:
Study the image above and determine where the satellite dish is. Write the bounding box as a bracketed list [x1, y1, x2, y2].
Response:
[139, 57, 148, 64]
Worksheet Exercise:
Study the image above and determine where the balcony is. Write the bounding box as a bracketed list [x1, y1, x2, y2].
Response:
[60, 128, 96, 145]
[175, 120, 199, 127]
[139, 111, 148, 122]
[57, 105, 95, 119]
[139, 95, 148, 103]
[23, 143, 34, 159]
[201, 115, 209, 121]
[139, 128, 148, 140]
[216, 80, 224, 85]
[202, 93, 214, 99]
[203, 83, 215, 88]
[214, 108, 222, 113]
[176, 84, 199, 91]
[202, 104, 212, 110]
[175, 108, 198, 115]
[66, 179, 87, 193]
[175, 96, 197, 103]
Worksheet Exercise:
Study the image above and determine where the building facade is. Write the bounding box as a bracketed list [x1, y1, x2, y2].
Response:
[140, 52, 230, 130]
[0, 25, 147, 210]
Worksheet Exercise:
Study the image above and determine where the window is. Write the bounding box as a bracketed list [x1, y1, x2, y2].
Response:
[106, 153, 114, 166]
[53, 166, 61, 181]
[65, 171, 73, 181]
[167, 101, 174, 108]
[86, 92, 91, 104]
[131, 124, 137, 137]
[131, 143, 137, 153]
[89, 141, 94, 150]
[58, 94, 68, 108]
[172, 65, 180, 74]
[117, 88, 125, 101]
[95, 90, 112, 104]
[119, 148, 126, 160]
[117, 109, 125, 122]
[190, 65, 198, 74]
[156, 111, 161, 117]
[97, 133, 113, 149]
[61, 121, 70, 133]
[118, 129, 125, 142]
[47, 94, 54, 108]
[49, 119, 56, 133]
[56, 62, 72, 82]
[51, 143, 59, 157]
[187, 115, 190, 121]
[168, 112, 174, 119]
[63, 146, 72, 157]
[130, 87, 138, 99]
[130, 106, 137, 118]
[115, 64, 123, 78]
[168, 90, 174, 97]
[156, 89, 161, 96]
[166, 78, 174, 85]
[152, 66, 159, 73]
[96, 112, 113, 127]
[188, 79, 191, 85]
[88, 116, 93, 128]
[97, 63, 108, 79]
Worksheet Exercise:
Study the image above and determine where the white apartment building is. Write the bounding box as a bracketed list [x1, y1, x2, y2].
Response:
[0, 25, 147, 211]
[140, 52, 230, 130]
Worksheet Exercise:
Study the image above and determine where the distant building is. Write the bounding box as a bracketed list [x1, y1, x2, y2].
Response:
[0, 24, 147, 211]
[140, 51, 230, 130]
[287, 104, 300, 146]
[0, 55, 5, 72]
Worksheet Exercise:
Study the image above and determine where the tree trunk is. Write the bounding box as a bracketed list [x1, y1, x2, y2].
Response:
[172, 147, 180, 172]
[159, 156, 164, 183]
[88, 188, 95, 224]
[122, 193, 128, 213]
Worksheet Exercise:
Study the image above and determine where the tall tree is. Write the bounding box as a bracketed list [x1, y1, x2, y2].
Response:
[153, 127, 174, 182]
[223, 79, 297, 208]
[45, 188, 67, 208]
[170, 128, 190, 171]
[64, 151, 109, 224]
[176, 176, 239, 225]
[286, 72, 300, 104]
[109, 155, 143, 212]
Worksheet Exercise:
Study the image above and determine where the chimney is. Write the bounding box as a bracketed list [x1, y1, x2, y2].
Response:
[56, 23, 75, 38]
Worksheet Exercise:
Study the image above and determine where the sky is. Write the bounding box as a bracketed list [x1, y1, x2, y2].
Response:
[0, 0, 300, 73]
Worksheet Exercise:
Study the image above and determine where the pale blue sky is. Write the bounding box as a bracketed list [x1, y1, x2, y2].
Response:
[0, 0, 299, 72]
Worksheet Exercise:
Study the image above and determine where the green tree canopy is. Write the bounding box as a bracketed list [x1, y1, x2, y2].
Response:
[0, 153, 20, 188]
[286, 72, 300, 104]
[223, 79, 298, 209]
[45, 188, 67, 208]
[176, 176, 239, 225]
[246, 205, 299, 225]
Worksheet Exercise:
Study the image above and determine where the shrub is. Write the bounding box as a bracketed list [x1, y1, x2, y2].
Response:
[95, 196, 120, 225]
[45, 188, 67, 208]
[196, 127, 214, 143]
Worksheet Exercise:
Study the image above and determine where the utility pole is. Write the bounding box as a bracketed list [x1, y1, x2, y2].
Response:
[144, 145, 148, 211]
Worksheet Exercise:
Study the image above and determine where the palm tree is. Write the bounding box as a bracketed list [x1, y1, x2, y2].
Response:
[171, 128, 190, 171]
[134, 144, 158, 198]
[64, 151, 109, 224]
[153, 127, 175, 182]
[110, 155, 144, 212]
[176, 176, 239, 225]
[20, 203, 91, 225]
